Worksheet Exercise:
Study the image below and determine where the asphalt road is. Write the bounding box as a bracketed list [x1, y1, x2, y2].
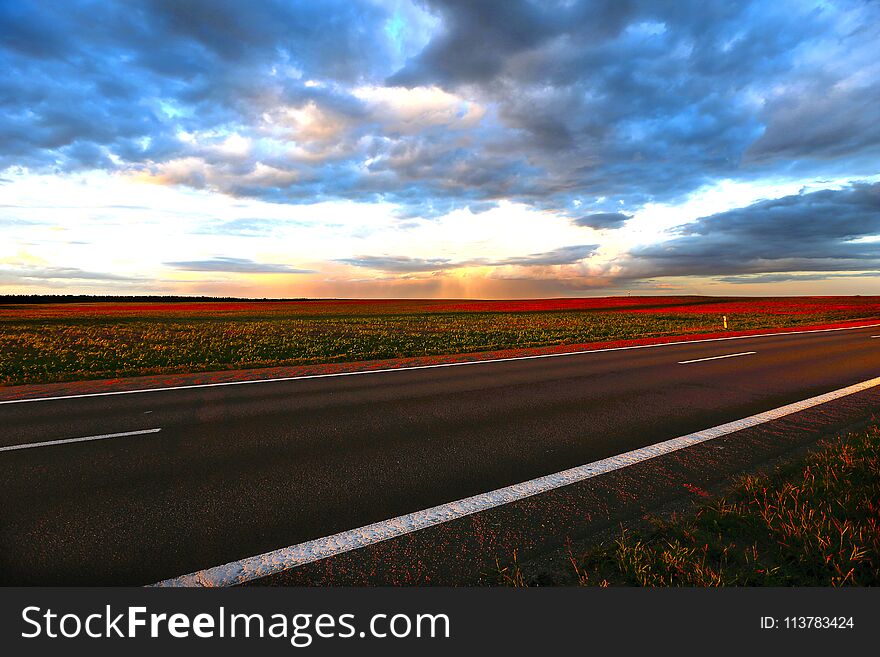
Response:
[2, 324, 880, 585]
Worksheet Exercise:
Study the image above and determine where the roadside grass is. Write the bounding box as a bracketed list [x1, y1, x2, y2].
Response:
[1, 296, 878, 385]
[497, 425, 880, 586]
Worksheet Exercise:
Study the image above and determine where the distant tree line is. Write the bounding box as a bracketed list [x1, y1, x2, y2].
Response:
[0, 295, 316, 304]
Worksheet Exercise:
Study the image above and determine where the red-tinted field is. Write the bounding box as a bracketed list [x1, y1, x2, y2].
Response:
[1, 296, 878, 386]
[4, 295, 880, 320]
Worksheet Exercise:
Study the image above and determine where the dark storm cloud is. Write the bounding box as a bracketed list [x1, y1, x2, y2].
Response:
[628, 183, 880, 278]
[1, 0, 878, 217]
[0, 0, 391, 169]
[164, 257, 315, 273]
[386, 0, 880, 209]
[717, 272, 880, 284]
[338, 255, 455, 273]
[573, 213, 631, 230]
[494, 244, 598, 266]
[747, 89, 879, 163]
[340, 244, 597, 272]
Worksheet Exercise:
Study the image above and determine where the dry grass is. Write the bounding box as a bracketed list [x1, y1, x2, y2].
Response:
[500, 425, 880, 586]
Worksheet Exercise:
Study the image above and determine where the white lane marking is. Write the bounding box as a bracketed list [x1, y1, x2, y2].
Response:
[4, 323, 880, 407]
[678, 351, 756, 364]
[153, 374, 880, 587]
[871, 335, 880, 339]
[0, 428, 162, 452]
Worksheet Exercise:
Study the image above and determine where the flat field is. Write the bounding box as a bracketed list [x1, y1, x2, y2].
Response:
[2, 296, 879, 386]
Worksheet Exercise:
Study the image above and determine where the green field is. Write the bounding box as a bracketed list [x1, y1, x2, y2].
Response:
[1, 296, 879, 386]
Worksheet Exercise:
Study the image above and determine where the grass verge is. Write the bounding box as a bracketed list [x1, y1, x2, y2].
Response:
[497, 425, 880, 586]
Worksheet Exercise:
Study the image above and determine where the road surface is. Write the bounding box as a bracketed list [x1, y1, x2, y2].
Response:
[2, 324, 879, 585]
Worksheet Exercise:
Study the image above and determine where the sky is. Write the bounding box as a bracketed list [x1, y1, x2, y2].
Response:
[1, 0, 878, 299]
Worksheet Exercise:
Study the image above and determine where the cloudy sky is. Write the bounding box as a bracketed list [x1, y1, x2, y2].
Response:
[1, 0, 878, 298]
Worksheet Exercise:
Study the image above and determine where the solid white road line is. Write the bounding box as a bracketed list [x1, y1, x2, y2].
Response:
[4, 323, 880, 407]
[871, 335, 880, 338]
[153, 374, 880, 587]
[678, 351, 756, 364]
[0, 428, 162, 453]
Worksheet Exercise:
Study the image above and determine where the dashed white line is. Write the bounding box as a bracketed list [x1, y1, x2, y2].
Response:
[0, 428, 162, 453]
[678, 351, 756, 364]
[3, 323, 880, 406]
[153, 374, 880, 587]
